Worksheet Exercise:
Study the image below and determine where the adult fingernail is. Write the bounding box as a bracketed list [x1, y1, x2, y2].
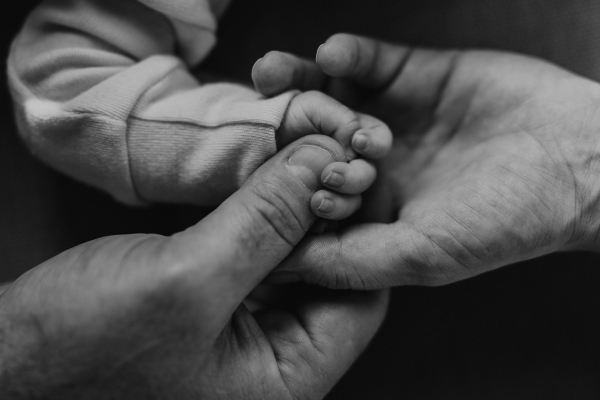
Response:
[352, 132, 369, 151]
[287, 146, 335, 191]
[265, 272, 302, 285]
[323, 171, 345, 189]
[317, 197, 335, 214]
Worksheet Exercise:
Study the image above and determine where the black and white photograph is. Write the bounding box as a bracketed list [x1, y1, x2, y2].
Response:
[2, 1, 600, 398]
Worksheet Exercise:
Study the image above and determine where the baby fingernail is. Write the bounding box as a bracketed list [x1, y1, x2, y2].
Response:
[352, 133, 369, 151]
[317, 197, 335, 214]
[323, 171, 345, 188]
[288, 145, 335, 191]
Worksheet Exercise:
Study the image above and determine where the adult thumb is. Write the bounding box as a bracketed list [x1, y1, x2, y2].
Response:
[164, 135, 346, 320]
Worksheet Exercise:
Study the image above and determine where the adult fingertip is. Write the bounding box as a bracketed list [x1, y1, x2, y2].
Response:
[253, 52, 294, 96]
[317, 34, 355, 77]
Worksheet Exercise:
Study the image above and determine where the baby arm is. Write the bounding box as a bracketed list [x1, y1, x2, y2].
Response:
[8, 0, 295, 206]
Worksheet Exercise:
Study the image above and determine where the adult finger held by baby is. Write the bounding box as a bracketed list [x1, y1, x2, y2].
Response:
[311, 190, 363, 221]
[252, 51, 327, 96]
[322, 160, 377, 195]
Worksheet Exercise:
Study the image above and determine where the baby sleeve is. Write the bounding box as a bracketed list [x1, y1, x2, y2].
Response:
[7, 0, 296, 205]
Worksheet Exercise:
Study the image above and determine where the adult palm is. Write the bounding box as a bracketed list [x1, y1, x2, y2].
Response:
[255, 34, 600, 288]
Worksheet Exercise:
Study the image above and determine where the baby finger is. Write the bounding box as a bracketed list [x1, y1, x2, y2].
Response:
[352, 113, 393, 160]
[322, 160, 377, 195]
[311, 190, 362, 220]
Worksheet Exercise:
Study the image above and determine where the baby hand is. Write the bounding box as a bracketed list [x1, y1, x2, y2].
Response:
[253, 53, 392, 164]
[279, 90, 392, 161]
[257, 69, 392, 222]
[253, 54, 392, 222]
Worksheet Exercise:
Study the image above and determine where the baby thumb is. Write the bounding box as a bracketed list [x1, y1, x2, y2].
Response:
[166, 135, 345, 318]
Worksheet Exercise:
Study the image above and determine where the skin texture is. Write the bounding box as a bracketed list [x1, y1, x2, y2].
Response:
[0, 135, 388, 399]
[253, 34, 600, 289]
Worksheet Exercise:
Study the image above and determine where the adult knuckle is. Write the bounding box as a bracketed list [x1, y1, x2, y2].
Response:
[247, 178, 307, 247]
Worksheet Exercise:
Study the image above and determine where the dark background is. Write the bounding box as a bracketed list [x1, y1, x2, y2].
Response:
[3, 1, 600, 398]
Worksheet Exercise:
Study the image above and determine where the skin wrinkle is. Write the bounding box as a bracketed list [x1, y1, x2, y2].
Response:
[331, 231, 353, 288]
[496, 160, 560, 213]
[482, 181, 550, 255]
[523, 119, 578, 210]
[349, 263, 370, 291]
[297, 96, 321, 135]
[375, 229, 403, 286]
[304, 319, 334, 359]
[494, 163, 556, 226]
[337, 107, 360, 137]
[499, 160, 561, 232]
[459, 203, 506, 259]
[332, 231, 383, 289]
[247, 178, 308, 248]
[440, 209, 489, 264]
[484, 179, 531, 227]
[395, 224, 438, 286]
[217, 313, 286, 400]
[252, 315, 296, 400]
[415, 225, 467, 282]
[272, 343, 308, 398]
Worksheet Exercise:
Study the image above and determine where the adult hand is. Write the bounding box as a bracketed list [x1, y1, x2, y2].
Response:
[254, 34, 600, 288]
[0, 135, 388, 399]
